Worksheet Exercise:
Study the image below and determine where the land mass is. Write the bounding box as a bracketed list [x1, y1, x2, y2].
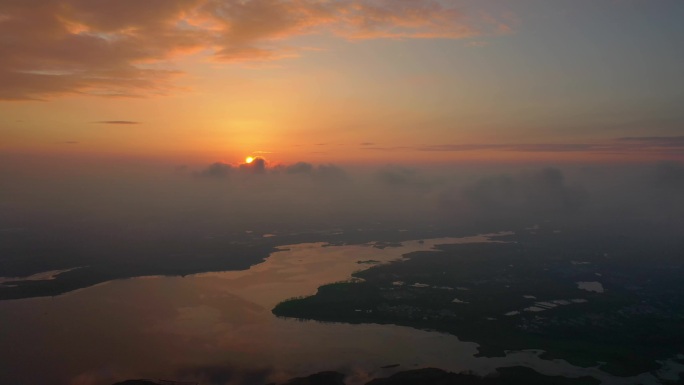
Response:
[273, 227, 684, 378]
[0, 227, 465, 300]
[113, 366, 605, 385]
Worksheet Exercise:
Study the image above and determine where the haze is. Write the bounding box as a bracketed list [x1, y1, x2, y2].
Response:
[1, 2, 684, 385]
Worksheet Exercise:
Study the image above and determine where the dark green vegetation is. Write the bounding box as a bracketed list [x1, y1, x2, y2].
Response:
[278, 371, 346, 385]
[276, 367, 600, 385]
[112, 381, 159, 385]
[364, 367, 601, 385]
[0, 236, 276, 300]
[274, 227, 684, 377]
[113, 366, 602, 385]
[0, 226, 463, 300]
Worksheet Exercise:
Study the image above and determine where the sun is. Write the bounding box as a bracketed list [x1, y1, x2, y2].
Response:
[245, 156, 254, 164]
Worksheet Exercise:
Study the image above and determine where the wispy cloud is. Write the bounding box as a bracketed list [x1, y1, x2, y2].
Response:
[418, 143, 599, 152]
[465, 40, 489, 47]
[617, 136, 684, 147]
[0, 0, 512, 100]
[94, 121, 141, 125]
[361, 145, 411, 151]
[362, 137, 684, 156]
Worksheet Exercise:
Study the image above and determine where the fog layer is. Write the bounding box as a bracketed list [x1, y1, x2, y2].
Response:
[1, 156, 683, 278]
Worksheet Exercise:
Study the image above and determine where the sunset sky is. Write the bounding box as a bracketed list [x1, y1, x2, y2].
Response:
[1, 0, 683, 165]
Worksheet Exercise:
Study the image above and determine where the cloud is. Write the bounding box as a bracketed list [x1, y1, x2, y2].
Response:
[418, 143, 600, 152]
[0, 0, 197, 100]
[617, 136, 684, 147]
[439, 167, 587, 229]
[284, 161, 314, 174]
[239, 156, 267, 173]
[313, 163, 348, 183]
[269, 161, 349, 182]
[204, 0, 499, 60]
[198, 162, 233, 177]
[362, 143, 604, 153]
[465, 40, 489, 47]
[364, 137, 684, 157]
[189, 159, 684, 232]
[0, 0, 511, 100]
[360, 145, 411, 151]
[374, 165, 433, 191]
[94, 120, 141, 125]
[3, 155, 684, 279]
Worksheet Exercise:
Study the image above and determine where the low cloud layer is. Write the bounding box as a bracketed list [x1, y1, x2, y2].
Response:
[362, 136, 684, 158]
[0, 0, 510, 100]
[4, 157, 683, 237]
[1, 157, 684, 279]
[94, 120, 141, 125]
[617, 136, 684, 148]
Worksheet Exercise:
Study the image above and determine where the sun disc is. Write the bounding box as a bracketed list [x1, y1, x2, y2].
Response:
[245, 156, 254, 164]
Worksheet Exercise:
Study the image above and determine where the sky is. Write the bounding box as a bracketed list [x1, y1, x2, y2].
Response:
[1, 0, 683, 166]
